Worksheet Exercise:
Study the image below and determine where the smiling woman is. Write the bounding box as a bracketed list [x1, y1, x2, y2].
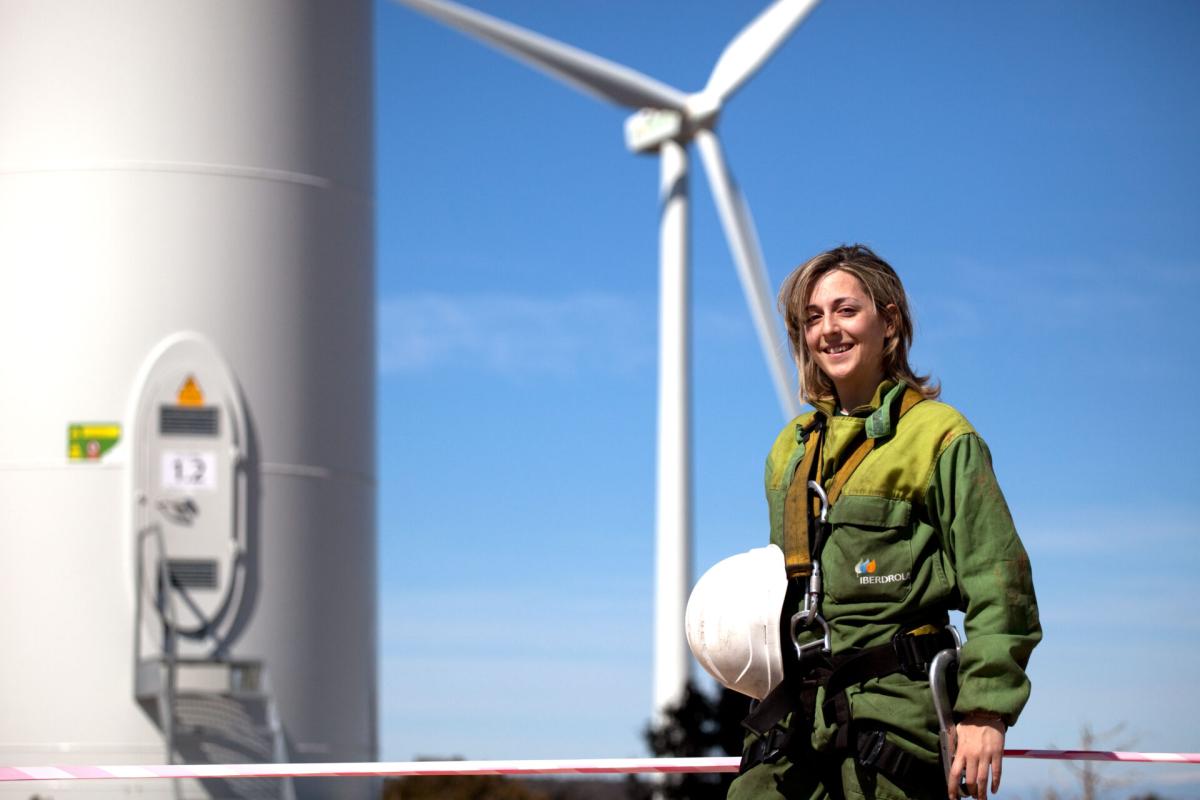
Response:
[719, 245, 1042, 800]
[779, 245, 937, 413]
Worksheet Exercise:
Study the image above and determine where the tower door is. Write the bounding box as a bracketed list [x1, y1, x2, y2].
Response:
[131, 333, 249, 648]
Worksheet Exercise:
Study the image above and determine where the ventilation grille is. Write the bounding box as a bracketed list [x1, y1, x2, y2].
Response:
[168, 559, 218, 589]
[160, 406, 219, 436]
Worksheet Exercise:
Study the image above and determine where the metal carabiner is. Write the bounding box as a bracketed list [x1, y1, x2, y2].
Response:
[793, 480, 830, 628]
[794, 562, 822, 630]
[807, 480, 830, 523]
[790, 610, 831, 660]
[786, 479, 833, 661]
[946, 623, 963, 653]
[930, 626, 967, 797]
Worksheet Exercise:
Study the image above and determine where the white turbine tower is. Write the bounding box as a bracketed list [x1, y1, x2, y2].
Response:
[394, 0, 814, 722]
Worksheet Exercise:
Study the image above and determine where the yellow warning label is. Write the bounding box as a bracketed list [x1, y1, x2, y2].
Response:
[177, 375, 205, 407]
[67, 422, 121, 461]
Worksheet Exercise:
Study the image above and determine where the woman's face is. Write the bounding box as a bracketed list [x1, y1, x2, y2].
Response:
[803, 269, 895, 406]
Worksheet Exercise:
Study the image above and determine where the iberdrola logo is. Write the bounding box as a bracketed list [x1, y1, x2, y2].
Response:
[855, 558, 877, 575]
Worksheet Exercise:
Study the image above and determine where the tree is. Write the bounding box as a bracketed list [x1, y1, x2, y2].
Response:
[642, 681, 751, 800]
[381, 773, 550, 800]
[1044, 722, 1135, 800]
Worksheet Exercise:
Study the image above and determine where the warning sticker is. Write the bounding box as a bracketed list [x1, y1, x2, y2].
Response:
[177, 375, 205, 407]
[68, 423, 121, 462]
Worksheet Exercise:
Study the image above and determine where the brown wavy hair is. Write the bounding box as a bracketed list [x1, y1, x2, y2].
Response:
[778, 244, 939, 406]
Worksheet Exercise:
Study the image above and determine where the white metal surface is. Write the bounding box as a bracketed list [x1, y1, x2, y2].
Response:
[394, 0, 689, 111]
[653, 141, 692, 720]
[0, 2, 376, 798]
[702, 0, 823, 107]
[694, 130, 798, 418]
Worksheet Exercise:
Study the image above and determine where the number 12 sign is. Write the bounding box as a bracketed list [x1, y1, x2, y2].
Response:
[161, 451, 218, 491]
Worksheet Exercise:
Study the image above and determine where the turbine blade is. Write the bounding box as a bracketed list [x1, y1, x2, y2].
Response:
[393, 0, 688, 111]
[704, 0, 821, 106]
[694, 130, 800, 420]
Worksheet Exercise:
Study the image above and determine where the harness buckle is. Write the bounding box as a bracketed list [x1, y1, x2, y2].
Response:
[790, 611, 831, 662]
[892, 631, 927, 680]
[892, 625, 956, 680]
[740, 726, 792, 773]
[761, 727, 790, 764]
[856, 729, 887, 770]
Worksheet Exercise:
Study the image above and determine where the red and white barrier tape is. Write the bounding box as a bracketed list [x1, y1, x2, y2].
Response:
[1005, 750, 1200, 764]
[1, 752, 1198, 782]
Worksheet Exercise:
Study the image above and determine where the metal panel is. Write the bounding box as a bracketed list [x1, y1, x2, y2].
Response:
[0, 1, 376, 797]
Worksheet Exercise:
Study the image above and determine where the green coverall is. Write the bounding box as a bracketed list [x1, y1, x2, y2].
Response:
[728, 381, 1041, 800]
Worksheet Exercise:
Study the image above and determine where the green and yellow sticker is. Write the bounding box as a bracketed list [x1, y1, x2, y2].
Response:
[68, 423, 121, 461]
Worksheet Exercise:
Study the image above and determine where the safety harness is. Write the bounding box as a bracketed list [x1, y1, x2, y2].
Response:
[740, 386, 956, 784]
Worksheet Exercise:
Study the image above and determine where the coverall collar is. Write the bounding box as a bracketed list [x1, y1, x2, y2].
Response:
[811, 379, 907, 439]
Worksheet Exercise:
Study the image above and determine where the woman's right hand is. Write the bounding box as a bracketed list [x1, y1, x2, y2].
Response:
[948, 713, 1006, 800]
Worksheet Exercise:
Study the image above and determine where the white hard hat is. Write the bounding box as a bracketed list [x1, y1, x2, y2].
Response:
[685, 544, 787, 700]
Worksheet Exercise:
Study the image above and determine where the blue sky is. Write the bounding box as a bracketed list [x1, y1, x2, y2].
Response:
[374, 1, 1200, 795]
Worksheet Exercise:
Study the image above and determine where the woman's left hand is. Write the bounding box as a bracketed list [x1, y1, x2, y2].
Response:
[948, 713, 1006, 800]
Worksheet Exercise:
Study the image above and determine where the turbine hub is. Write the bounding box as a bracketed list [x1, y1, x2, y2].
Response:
[683, 91, 722, 129]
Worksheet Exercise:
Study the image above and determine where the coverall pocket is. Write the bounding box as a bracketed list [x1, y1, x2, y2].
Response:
[822, 495, 915, 604]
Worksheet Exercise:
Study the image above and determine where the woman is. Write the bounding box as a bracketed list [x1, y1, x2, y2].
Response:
[728, 245, 1040, 800]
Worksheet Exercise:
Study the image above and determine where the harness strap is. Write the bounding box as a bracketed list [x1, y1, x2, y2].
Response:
[855, 729, 927, 784]
[824, 627, 955, 700]
[782, 417, 824, 579]
[743, 685, 796, 739]
[740, 627, 953, 775]
[781, 387, 926, 579]
[739, 726, 793, 772]
[740, 725, 928, 783]
[822, 627, 958, 740]
[742, 667, 828, 738]
[739, 672, 827, 773]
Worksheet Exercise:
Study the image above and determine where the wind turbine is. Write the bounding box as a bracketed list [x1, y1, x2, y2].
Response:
[393, 0, 815, 722]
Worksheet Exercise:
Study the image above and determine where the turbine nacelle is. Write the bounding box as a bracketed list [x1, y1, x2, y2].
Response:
[624, 108, 683, 154]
